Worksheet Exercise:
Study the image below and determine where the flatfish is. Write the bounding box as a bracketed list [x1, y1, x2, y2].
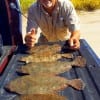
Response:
[17, 56, 86, 75]
[14, 94, 67, 100]
[5, 74, 85, 94]
[19, 52, 73, 64]
[25, 44, 62, 54]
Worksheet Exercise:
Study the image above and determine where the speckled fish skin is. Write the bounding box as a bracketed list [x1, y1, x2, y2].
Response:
[14, 94, 67, 100]
[17, 56, 86, 75]
[5, 74, 85, 94]
[19, 53, 73, 64]
[25, 44, 62, 54]
[17, 61, 71, 75]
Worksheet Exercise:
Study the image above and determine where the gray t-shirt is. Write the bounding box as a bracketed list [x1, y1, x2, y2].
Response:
[27, 0, 80, 42]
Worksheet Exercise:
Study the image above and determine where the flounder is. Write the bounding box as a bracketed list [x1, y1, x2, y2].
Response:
[14, 94, 67, 100]
[5, 74, 85, 94]
[26, 44, 62, 54]
[19, 53, 73, 64]
[17, 56, 86, 75]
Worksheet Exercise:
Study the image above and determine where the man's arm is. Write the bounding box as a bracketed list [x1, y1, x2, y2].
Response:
[25, 4, 40, 48]
[25, 28, 37, 48]
[69, 30, 80, 50]
[65, 0, 81, 49]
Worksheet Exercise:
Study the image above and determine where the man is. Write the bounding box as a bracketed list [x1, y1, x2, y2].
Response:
[25, 0, 80, 50]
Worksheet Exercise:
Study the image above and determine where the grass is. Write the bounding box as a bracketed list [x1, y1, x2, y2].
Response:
[72, 0, 100, 11]
[20, 0, 100, 13]
[20, 0, 36, 13]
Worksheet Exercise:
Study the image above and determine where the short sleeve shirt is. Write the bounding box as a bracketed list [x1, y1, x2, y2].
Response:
[27, 0, 80, 42]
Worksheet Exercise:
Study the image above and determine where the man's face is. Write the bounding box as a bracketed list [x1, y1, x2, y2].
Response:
[38, 0, 57, 9]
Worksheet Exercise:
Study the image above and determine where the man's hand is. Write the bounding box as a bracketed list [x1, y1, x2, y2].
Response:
[25, 28, 37, 48]
[69, 30, 80, 50]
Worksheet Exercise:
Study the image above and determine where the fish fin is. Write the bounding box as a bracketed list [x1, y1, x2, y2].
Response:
[72, 56, 86, 67]
[61, 53, 73, 59]
[67, 78, 85, 90]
